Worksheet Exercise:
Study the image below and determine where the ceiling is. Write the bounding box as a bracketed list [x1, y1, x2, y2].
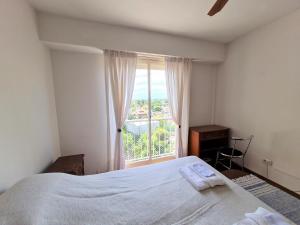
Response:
[28, 0, 300, 43]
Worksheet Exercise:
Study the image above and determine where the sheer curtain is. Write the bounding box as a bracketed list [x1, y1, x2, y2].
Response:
[104, 50, 137, 170]
[165, 57, 192, 158]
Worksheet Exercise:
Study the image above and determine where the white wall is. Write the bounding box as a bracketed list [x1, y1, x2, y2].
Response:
[0, 0, 60, 192]
[37, 13, 225, 63]
[189, 63, 217, 126]
[51, 51, 107, 174]
[215, 9, 300, 193]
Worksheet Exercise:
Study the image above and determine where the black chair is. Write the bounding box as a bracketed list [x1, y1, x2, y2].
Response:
[215, 135, 253, 170]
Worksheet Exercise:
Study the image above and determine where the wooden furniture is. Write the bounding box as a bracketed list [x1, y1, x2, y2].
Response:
[188, 125, 230, 164]
[44, 154, 85, 175]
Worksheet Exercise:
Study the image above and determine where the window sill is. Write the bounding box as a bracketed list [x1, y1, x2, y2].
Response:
[126, 155, 176, 168]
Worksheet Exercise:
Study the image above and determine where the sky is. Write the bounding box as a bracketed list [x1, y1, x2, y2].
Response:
[132, 69, 167, 100]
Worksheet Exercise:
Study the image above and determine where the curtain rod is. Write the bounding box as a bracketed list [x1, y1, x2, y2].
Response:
[103, 48, 200, 62]
[136, 51, 200, 62]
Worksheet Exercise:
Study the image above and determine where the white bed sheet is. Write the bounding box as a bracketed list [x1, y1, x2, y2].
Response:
[0, 156, 294, 225]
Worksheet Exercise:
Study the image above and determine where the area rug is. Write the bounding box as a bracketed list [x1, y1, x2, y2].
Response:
[232, 174, 300, 224]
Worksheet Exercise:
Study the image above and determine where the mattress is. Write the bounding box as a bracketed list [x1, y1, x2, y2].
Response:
[0, 156, 294, 225]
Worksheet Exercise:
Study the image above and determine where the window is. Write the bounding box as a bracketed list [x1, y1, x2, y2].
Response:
[122, 57, 176, 162]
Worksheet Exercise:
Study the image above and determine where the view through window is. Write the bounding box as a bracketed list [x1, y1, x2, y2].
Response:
[123, 59, 176, 162]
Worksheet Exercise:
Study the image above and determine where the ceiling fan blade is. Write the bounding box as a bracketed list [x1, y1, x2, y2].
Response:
[208, 0, 229, 16]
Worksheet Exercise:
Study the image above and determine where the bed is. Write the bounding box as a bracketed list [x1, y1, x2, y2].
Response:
[0, 156, 294, 225]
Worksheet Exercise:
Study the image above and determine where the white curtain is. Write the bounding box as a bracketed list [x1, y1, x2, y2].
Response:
[165, 57, 192, 158]
[104, 50, 137, 170]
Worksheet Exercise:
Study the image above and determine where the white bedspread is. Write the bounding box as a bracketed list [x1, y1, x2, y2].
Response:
[0, 156, 294, 225]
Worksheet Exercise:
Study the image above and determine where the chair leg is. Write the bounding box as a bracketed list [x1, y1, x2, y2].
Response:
[215, 152, 219, 168]
[242, 158, 245, 171]
[229, 158, 232, 169]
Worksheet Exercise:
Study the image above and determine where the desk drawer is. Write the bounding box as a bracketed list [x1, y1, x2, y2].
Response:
[201, 130, 228, 140]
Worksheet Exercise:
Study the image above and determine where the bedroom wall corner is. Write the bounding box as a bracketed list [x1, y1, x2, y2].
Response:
[50, 50, 108, 174]
[214, 8, 300, 193]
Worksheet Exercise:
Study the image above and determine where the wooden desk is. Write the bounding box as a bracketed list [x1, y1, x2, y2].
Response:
[44, 154, 85, 175]
[188, 125, 230, 164]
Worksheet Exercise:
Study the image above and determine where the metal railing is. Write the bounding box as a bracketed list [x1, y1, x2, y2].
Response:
[123, 118, 176, 162]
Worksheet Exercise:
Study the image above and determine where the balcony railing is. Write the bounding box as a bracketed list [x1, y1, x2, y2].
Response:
[123, 118, 176, 162]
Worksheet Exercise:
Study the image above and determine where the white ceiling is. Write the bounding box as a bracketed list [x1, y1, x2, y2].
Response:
[28, 0, 300, 43]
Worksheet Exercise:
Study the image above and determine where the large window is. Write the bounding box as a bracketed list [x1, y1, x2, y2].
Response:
[122, 58, 176, 162]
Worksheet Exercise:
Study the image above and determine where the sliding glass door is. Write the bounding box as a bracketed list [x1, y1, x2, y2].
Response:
[123, 59, 176, 162]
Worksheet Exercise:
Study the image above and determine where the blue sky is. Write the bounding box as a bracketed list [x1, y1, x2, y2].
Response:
[132, 69, 167, 100]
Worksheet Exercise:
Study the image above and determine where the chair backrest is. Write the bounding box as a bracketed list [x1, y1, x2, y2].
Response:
[231, 135, 254, 156]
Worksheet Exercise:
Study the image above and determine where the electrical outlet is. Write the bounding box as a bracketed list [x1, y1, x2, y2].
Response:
[263, 158, 273, 166]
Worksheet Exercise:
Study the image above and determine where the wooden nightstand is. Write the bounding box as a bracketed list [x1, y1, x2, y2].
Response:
[44, 154, 85, 175]
[188, 125, 230, 165]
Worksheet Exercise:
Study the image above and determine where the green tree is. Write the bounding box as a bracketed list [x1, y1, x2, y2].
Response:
[152, 100, 162, 112]
[152, 126, 170, 156]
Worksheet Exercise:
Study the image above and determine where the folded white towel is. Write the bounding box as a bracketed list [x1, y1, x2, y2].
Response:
[189, 163, 216, 178]
[179, 164, 225, 191]
[234, 207, 290, 225]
